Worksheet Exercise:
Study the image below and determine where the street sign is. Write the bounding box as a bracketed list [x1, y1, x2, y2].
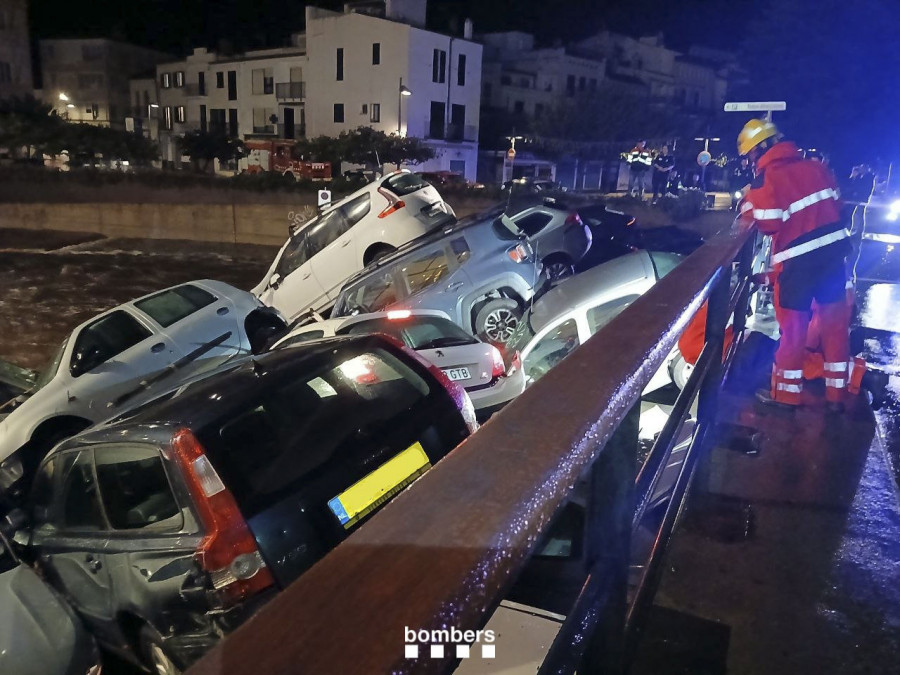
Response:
[697, 151, 712, 167]
[723, 101, 787, 113]
[506, 148, 516, 161]
[318, 189, 332, 208]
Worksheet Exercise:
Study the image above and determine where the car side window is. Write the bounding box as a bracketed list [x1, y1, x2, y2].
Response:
[400, 246, 452, 296]
[341, 193, 371, 229]
[58, 451, 105, 531]
[133, 284, 216, 328]
[514, 212, 553, 237]
[94, 445, 182, 530]
[523, 318, 580, 384]
[342, 270, 399, 313]
[585, 296, 639, 336]
[306, 208, 349, 256]
[276, 231, 310, 278]
[70, 310, 153, 376]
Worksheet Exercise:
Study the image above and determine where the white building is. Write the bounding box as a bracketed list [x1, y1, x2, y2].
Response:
[153, 0, 482, 180]
[0, 0, 33, 99]
[40, 38, 171, 128]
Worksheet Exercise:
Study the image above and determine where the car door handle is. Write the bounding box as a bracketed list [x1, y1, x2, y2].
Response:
[150, 342, 166, 353]
[302, 272, 312, 280]
[340, 239, 352, 247]
[85, 554, 102, 573]
[446, 281, 465, 291]
[217, 306, 230, 315]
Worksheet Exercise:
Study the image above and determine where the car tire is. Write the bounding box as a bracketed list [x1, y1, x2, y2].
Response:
[140, 625, 182, 675]
[474, 299, 521, 345]
[543, 255, 575, 282]
[669, 353, 693, 390]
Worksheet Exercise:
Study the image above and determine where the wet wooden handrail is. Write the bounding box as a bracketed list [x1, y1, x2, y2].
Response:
[188, 226, 752, 675]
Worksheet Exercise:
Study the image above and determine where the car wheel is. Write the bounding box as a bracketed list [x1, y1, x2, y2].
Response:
[543, 256, 575, 282]
[669, 354, 693, 390]
[140, 625, 182, 675]
[475, 299, 521, 344]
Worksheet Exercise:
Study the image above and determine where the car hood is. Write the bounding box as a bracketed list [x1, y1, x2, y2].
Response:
[0, 565, 96, 675]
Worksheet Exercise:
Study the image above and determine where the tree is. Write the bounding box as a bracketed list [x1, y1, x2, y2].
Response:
[0, 95, 67, 158]
[179, 130, 246, 172]
[291, 127, 435, 170]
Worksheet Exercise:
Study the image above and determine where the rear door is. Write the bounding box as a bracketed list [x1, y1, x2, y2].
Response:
[310, 193, 371, 301]
[266, 229, 327, 319]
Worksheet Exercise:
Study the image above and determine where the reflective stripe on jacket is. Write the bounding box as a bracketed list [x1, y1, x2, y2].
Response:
[743, 141, 846, 264]
[627, 149, 653, 169]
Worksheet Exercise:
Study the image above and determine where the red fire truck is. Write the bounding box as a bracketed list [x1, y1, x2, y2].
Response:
[243, 139, 332, 180]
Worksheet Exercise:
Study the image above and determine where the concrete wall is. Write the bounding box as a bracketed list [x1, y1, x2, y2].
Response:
[0, 202, 304, 247]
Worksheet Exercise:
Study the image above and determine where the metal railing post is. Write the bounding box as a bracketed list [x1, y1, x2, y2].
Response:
[580, 403, 640, 675]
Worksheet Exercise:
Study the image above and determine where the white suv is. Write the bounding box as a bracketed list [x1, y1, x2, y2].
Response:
[253, 171, 456, 320]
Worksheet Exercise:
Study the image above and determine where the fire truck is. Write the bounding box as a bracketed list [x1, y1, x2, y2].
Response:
[242, 139, 332, 180]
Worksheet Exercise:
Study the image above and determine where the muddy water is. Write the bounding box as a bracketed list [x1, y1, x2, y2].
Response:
[0, 232, 277, 371]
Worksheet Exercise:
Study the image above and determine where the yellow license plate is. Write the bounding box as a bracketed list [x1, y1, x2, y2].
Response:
[327, 442, 431, 529]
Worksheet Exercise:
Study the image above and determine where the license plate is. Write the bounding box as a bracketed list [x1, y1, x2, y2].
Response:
[327, 442, 431, 530]
[443, 367, 470, 381]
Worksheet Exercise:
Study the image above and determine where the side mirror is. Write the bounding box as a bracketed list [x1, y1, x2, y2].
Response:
[71, 345, 103, 377]
[269, 273, 282, 290]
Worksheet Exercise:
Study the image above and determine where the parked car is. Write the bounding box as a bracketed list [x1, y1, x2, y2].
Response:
[14, 334, 476, 673]
[498, 196, 593, 280]
[0, 280, 287, 494]
[505, 250, 685, 390]
[0, 522, 101, 675]
[501, 178, 568, 194]
[331, 211, 546, 344]
[420, 171, 485, 190]
[253, 170, 457, 320]
[272, 309, 526, 417]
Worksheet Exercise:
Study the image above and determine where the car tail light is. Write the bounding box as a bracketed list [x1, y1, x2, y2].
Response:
[508, 243, 530, 263]
[490, 345, 505, 378]
[507, 350, 522, 375]
[377, 187, 406, 218]
[171, 429, 274, 605]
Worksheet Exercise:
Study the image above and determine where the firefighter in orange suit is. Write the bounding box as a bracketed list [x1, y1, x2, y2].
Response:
[737, 119, 851, 410]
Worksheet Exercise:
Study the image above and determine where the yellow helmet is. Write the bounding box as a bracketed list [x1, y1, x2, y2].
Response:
[737, 118, 779, 155]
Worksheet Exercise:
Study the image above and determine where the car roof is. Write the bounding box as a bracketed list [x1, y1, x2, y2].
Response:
[527, 251, 656, 334]
[56, 335, 396, 449]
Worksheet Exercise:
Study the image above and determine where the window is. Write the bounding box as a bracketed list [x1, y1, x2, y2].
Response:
[252, 68, 274, 95]
[370, 103, 380, 123]
[457, 53, 467, 86]
[209, 108, 226, 134]
[336, 48, 344, 81]
[0, 62, 11, 84]
[333, 103, 344, 123]
[70, 310, 152, 376]
[579, 76, 586, 91]
[585, 296, 638, 335]
[382, 171, 429, 197]
[175, 71, 185, 87]
[227, 71, 237, 101]
[514, 212, 553, 237]
[163, 105, 173, 130]
[198, 71, 206, 96]
[535, 103, 545, 116]
[276, 231, 310, 278]
[372, 43, 381, 65]
[306, 208, 350, 256]
[176, 105, 185, 123]
[134, 284, 216, 327]
[82, 45, 104, 61]
[342, 193, 371, 228]
[339, 269, 399, 314]
[59, 451, 104, 531]
[513, 100, 525, 114]
[523, 318, 580, 384]
[361, 103, 368, 115]
[216, 72, 224, 88]
[94, 445, 181, 530]
[228, 108, 238, 136]
[199, 104, 207, 132]
[400, 246, 451, 296]
[161, 72, 172, 89]
[253, 107, 276, 133]
[566, 74, 575, 95]
[432, 49, 447, 83]
[449, 160, 467, 178]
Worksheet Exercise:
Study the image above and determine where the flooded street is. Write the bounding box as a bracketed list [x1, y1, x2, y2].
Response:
[0, 229, 277, 371]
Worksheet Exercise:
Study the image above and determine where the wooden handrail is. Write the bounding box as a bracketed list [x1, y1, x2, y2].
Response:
[188, 227, 752, 675]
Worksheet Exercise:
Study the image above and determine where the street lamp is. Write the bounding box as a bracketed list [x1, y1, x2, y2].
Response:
[398, 77, 412, 136]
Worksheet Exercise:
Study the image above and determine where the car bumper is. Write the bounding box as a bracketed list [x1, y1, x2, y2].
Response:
[466, 367, 526, 414]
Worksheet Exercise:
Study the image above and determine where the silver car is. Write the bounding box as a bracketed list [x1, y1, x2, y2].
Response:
[498, 196, 593, 281]
[332, 213, 546, 344]
[272, 309, 526, 416]
[505, 250, 685, 390]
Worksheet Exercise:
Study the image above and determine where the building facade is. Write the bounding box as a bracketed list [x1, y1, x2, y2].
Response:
[152, 0, 482, 180]
[0, 0, 33, 99]
[39, 39, 170, 128]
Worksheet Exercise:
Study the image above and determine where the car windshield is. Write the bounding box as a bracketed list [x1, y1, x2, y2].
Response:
[382, 172, 430, 197]
[337, 269, 400, 315]
[33, 337, 69, 391]
[340, 316, 478, 350]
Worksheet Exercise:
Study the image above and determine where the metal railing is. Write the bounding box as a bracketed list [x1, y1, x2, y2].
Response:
[275, 81, 306, 100]
[187, 224, 755, 674]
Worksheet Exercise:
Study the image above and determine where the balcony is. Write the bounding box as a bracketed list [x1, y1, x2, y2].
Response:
[425, 119, 478, 142]
[275, 82, 306, 100]
[182, 83, 205, 97]
[252, 124, 276, 135]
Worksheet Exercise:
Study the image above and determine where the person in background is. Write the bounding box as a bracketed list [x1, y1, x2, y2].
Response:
[652, 145, 675, 202]
[844, 164, 875, 288]
[626, 140, 653, 199]
[730, 157, 754, 209]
